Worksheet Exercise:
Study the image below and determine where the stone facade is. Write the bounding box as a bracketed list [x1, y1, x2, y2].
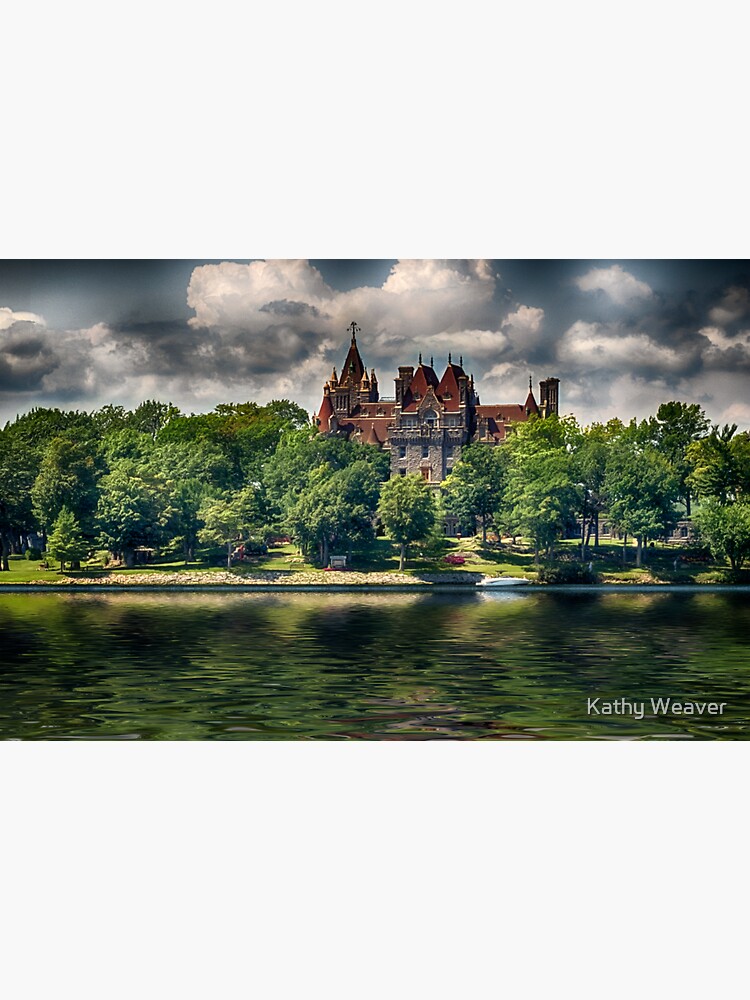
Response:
[315, 322, 560, 486]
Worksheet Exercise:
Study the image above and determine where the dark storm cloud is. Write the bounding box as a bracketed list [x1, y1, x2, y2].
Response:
[2, 260, 750, 428]
[259, 299, 326, 319]
[0, 321, 59, 392]
[109, 316, 326, 381]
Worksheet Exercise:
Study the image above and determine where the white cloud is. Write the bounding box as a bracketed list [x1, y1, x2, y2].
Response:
[0, 307, 46, 330]
[558, 320, 690, 373]
[182, 259, 509, 410]
[700, 325, 750, 352]
[575, 264, 653, 305]
[502, 305, 544, 336]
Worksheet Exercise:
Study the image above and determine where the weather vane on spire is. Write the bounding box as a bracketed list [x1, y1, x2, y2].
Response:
[348, 321, 360, 341]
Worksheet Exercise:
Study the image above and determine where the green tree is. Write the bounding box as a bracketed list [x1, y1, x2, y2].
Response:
[96, 460, 175, 567]
[264, 426, 388, 527]
[650, 401, 709, 515]
[442, 444, 509, 543]
[285, 461, 381, 565]
[687, 425, 750, 505]
[497, 414, 582, 562]
[158, 400, 310, 487]
[0, 433, 37, 570]
[197, 487, 267, 569]
[694, 500, 750, 571]
[31, 436, 100, 539]
[47, 507, 88, 573]
[575, 420, 623, 553]
[499, 450, 581, 564]
[604, 431, 679, 566]
[377, 474, 438, 570]
[127, 400, 181, 440]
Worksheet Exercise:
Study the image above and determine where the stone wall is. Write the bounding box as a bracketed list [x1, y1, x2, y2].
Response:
[389, 427, 467, 483]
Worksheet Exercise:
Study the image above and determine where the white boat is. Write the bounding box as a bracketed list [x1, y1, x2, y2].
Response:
[476, 576, 530, 588]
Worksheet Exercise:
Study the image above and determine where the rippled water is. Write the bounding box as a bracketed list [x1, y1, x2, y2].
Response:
[1, 590, 749, 739]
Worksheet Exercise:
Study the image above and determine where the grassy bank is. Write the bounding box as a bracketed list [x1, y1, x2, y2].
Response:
[1, 536, 747, 586]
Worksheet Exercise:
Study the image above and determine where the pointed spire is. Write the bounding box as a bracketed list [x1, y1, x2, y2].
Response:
[529, 375, 533, 391]
[339, 327, 366, 387]
[370, 368, 377, 381]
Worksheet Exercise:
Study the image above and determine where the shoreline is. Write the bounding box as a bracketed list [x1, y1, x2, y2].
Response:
[1, 580, 749, 594]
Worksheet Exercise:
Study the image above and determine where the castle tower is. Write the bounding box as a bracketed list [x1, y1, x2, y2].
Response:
[539, 377, 560, 417]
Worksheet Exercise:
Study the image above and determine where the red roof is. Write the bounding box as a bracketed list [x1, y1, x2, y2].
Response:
[339, 336, 366, 387]
[352, 402, 396, 418]
[402, 363, 439, 411]
[338, 417, 392, 445]
[435, 361, 466, 411]
[523, 390, 540, 415]
[316, 393, 334, 431]
[476, 403, 536, 422]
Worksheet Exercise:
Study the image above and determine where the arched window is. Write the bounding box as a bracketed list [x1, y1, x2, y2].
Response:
[423, 409, 438, 428]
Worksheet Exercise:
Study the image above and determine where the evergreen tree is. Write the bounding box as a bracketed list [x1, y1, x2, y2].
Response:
[47, 507, 88, 573]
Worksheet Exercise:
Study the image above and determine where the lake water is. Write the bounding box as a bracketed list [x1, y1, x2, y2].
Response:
[1, 590, 749, 739]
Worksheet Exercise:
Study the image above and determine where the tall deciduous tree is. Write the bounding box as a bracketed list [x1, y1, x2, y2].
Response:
[96, 460, 175, 567]
[497, 414, 582, 562]
[499, 450, 581, 564]
[197, 486, 267, 569]
[442, 444, 509, 542]
[0, 434, 37, 570]
[377, 474, 437, 570]
[687, 425, 750, 504]
[285, 461, 381, 565]
[575, 420, 623, 553]
[31, 436, 100, 539]
[604, 430, 679, 566]
[650, 401, 709, 515]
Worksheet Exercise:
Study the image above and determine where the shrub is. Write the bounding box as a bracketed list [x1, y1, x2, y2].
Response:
[25, 547, 43, 560]
[538, 562, 598, 584]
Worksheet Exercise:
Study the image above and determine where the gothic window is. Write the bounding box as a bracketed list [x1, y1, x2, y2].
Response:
[423, 409, 438, 428]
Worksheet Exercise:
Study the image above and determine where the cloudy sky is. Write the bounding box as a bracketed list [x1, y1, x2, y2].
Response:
[1, 259, 749, 429]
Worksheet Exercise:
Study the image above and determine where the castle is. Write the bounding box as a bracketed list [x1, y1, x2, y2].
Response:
[315, 322, 560, 488]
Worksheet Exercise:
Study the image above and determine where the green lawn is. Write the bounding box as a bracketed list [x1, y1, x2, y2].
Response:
[0, 536, 744, 584]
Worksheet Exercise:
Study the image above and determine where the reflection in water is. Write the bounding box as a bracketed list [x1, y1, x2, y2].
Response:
[0, 590, 748, 740]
